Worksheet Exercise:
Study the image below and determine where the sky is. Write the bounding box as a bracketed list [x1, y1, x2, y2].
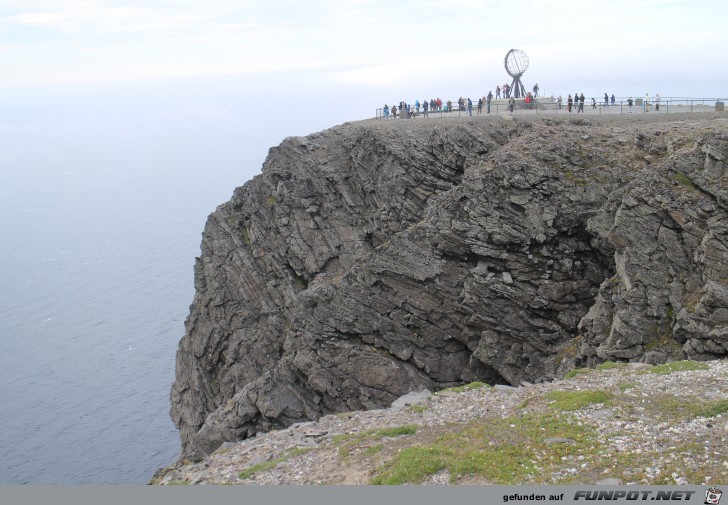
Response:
[1, 0, 727, 177]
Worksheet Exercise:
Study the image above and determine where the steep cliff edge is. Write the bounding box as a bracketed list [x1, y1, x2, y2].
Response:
[170, 114, 728, 461]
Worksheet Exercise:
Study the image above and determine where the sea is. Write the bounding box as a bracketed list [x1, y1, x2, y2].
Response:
[0, 82, 277, 484]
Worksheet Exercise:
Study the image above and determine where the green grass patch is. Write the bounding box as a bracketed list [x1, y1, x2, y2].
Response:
[564, 368, 591, 379]
[673, 172, 697, 191]
[374, 426, 418, 437]
[370, 413, 600, 485]
[436, 382, 489, 394]
[365, 444, 384, 456]
[596, 361, 628, 370]
[696, 399, 728, 418]
[238, 448, 310, 479]
[619, 382, 637, 392]
[641, 360, 709, 375]
[408, 404, 428, 414]
[335, 425, 418, 459]
[545, 390, 612, 411]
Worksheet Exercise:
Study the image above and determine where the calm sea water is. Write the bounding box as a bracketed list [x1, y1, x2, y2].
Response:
[0, 103, 260, 483]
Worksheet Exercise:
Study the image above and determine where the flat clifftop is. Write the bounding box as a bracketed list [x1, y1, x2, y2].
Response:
[155, 359, 727, 485]
[170, 112, 728, 462]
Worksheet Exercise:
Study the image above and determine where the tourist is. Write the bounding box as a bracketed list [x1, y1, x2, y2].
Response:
[422, 100, 429, 117]
[468, 98, 473, 116]
[604, 93, 609, 107]
[496, 86, 501, 99]
[557, 95, 562, 110]
[487, 91, 492, 114]
[627, 97, 633, 112]
[579, 93, 585, 113]
[592, 97, 596, 109]
[533, 83, 539, 97]
[392, 104, 397, 118]
[567, 94, 573, 113]
[383, 104, 389, 119]
[611, 94, 616, 106]
[477, 97, 483, 115]
[509, 96, 515, 113]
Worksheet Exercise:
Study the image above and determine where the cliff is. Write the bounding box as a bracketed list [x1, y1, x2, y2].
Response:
[170, 113, 728, 461]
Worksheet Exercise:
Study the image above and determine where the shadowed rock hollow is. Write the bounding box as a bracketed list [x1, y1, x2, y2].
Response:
[170, 114, 728, 461]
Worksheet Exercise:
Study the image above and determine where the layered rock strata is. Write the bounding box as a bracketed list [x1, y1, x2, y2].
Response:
[171, 114, 728, 460]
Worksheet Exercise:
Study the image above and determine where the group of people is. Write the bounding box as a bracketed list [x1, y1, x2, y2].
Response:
[382, 90, 664, 118]
[554, 92, 661, 113]
[493, 82, 539, 99]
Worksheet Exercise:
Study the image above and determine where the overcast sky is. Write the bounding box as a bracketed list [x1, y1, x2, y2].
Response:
[1, 0, 726, 177]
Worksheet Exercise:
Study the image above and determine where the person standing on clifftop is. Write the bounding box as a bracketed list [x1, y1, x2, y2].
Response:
[509, 96, 515, 113]
[533, 83, 539, 97]
[604, 93, 609, 107]
[487, 91, 492, 114]
[558, 95, 562, 110]
[567, 94, 573, 112]
[477, 97, 483, 115]
[611, 94, 616, 106]
[422, 100, 428, 117]
[578, 93, 585, 113]
[383, 104, 389, 118]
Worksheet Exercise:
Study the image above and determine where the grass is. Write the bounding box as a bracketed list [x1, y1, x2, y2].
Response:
[408, 404, 428, 414]
[619, 382, 637, 392]
[375, 426, 418, 437]
[696, 399, 728, 418]
[238, 448, 310, 479]
[291, 271, 308, 290]
[564, 361, 627, 379]
[435, 382, 489, 394]
[545, 390, 611, 411]
[370, 413, 600, 485]
[564, 368, 591, 379]
[365, 444, 384, 456]
[641, 360, 709, 375]
[335, 425, 418, 459]
[597, 361, 628, 370]
[673, 172, 697, 191]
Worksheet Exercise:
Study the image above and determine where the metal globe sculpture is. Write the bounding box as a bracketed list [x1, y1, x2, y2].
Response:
[504, 49, 529, 99]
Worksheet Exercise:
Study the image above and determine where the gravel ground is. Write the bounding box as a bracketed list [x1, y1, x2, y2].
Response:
[152, 359, 727, 486]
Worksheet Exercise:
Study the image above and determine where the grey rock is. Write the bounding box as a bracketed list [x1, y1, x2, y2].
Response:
[170, 116, 728, 460]
[585, 409, 614, 420]
[544, 437, 575, 445]
[597, 478, 624, 485]
[391, 390, 431, 410]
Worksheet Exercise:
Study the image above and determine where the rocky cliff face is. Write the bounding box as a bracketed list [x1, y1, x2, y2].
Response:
[170, 114, 728, 461]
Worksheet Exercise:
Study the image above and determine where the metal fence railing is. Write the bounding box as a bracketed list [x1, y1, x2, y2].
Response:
[375, 97, 727, 119]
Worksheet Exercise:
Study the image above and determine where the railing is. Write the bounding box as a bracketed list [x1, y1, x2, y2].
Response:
[376, 97, 727, 119]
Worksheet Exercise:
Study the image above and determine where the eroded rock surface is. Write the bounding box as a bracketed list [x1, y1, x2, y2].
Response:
[170, 114, 728, 461]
